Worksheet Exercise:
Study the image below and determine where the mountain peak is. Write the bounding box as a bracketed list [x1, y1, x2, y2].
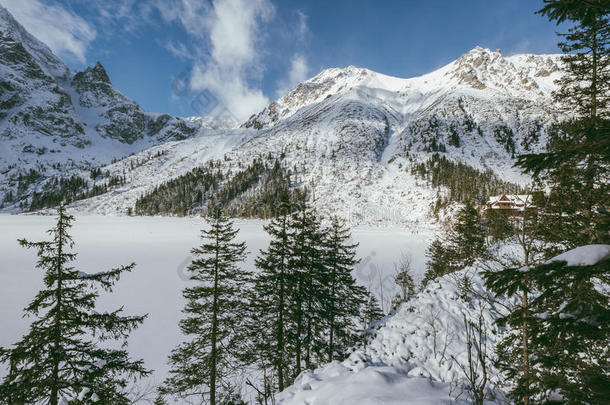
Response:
[0, 5, 69, 79]
[73, 61, 111, 85]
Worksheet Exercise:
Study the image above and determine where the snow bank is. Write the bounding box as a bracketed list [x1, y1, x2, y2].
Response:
[278, 267, 507, 404]
[280, 363, 468, 405]
[546, 244, 610, 267]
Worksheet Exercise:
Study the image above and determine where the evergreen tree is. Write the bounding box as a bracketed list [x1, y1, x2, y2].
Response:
[322, 216, 366, 362]
[485, 251, 610, 403]
[158, 211, 248, 405]
[446, 203, 486, 269]
[359, 291, 384, 349]
[422, 204, 486, 287]
[251, 204, 294, 391]
[286, 206, 328, 375]
[518, 1, 610, 246]
[393, 253, 416, 302]
[484, 209, 513, 243]
[421, 238, 452, 287]
[0, 206, 149, 405]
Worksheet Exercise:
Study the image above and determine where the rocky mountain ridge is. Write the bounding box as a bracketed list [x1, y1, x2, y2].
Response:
[0, 6, 206, 210]
[0, 5, 565, 226]
[63, 48, 564, 226]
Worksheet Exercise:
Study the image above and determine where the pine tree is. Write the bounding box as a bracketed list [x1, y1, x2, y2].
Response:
[422, 238, 452, 287]
[485, 251, 610, 403]
[496, 4, 610, 403]
[251, 207, 294, 391]
[158, 211, 248, 405]
[0, 206, 149, 405]
[518, 1, 610, 246]
[393, 253, 416, 303]
[286, 206, 327, 374]
[484, 209, 513, 243]
[322, 216, 366, 362]
[446, 203, 486, 269]
[422, 204, 486, 288]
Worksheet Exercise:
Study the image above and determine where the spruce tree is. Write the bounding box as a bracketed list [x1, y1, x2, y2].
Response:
[485, 250, 610, 403]
[322, 216, 366, 362]
[286, 206, 328, 374]
[393, 253, 416, 302]
[0, 205, 149, 405]
[446, 203, 486, 269]
[422, 238, 452, 287]
[484, 209, 513, 243]
[422, 204, 486, 287]
[359, 291, 384, 349]
[158, 210, 248, 405]
[251, 207, 294, 391]
[518, 0, 610, 246]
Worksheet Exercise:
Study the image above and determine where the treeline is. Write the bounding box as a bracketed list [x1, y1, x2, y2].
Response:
[28, 172, 126, 211]
[409, 153, 523, 213]
[134, 154, 307, 218]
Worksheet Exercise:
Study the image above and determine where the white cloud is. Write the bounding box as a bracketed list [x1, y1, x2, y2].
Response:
[296, 10, 308, 42]
[153, 0, 211, 40]
[191, 63, 269, 121]
[275, 53, 309, 98]
[0, 0, 96, 64]
[165, 40, 197, 62]
[157, 0, 274, 121]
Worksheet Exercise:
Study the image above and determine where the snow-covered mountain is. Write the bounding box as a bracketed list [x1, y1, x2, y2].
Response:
[63, 48, 562, 226]
[0, 4, 565, 225]
[0, 6, 219, 210]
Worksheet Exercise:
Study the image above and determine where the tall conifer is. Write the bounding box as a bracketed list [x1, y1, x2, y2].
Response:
[0, 206, 149, 404]
[158, 211, 248, 405]
[322, 216, 366, 361]
[251, 203, 294, 391]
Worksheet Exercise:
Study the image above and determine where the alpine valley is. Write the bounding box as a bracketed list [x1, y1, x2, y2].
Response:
[1, 3, 609, 405]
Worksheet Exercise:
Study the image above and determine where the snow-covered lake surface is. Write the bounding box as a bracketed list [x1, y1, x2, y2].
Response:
[0, 214, 433, 394]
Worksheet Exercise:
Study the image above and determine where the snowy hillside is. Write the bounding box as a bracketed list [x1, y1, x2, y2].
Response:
[0, 6, 223, 211]
[277, 244, 610, 405]
[60, 47, 564, 227]
[277, 264, 505, 404]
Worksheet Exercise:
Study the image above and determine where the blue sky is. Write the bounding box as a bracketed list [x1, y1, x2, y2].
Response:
[0, 0, 565, 120]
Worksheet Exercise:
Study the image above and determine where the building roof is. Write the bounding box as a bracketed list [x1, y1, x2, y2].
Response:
[486, 194, 533, 210]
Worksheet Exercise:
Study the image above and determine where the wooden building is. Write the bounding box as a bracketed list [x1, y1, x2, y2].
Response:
[485, 194, 535, 215]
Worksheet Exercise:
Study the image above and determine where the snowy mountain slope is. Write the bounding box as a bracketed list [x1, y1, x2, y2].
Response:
[1, 2, 566, 225]
[66, 129, 258, 215]
[67, 47, 564, 226]
[0, 6, 217, 211]
[244, 47, 560, 130]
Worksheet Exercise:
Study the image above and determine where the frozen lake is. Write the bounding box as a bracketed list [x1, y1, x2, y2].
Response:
[0, 214, 433, 396]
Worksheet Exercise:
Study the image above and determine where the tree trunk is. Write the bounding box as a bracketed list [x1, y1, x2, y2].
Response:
[295, 294, 302, 377]
[277, 223, 286, 391]
[521, 292, 530, 405]
[520, 215, 530, 405]
[209, 226, 220, 405]
[50, 213, 65, 405]
[591, 20, 598, 120]
[329, 271, 337, 362]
